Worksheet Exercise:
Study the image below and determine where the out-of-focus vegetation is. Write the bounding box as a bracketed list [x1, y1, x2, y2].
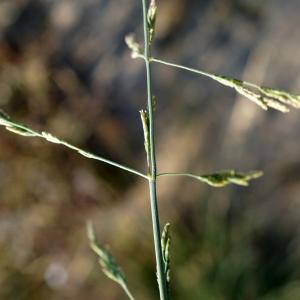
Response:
[1, 0, 300, 299]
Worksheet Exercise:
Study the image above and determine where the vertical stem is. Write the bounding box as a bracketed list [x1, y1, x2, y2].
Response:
[148, 180, 169, 300]
[141, 1, 169, 299]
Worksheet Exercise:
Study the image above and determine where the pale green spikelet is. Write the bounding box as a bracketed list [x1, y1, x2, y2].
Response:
[147, 0, 157, 43]
[152, 95, 157, 111]
[259, 86, 300, 109]
[87, 222, 125, 283]
[198, 170, 263, 187]
[6, 125, 37, 137]
[0, 112, 37, 137]
[140, 110, 151, 168]
[161, 223, 171, 288]
[209, 74, 300, 112]
[41, 132, 62, 144]
[86, 222, 135, 300]
[125, 34, 142, 59]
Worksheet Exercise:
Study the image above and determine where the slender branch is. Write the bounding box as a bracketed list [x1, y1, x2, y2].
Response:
[151, 58, 220, 82]
[150, 58, 262, 92]
[141, 0, 169, 299]
[158, 172, 201, 180]
[139, 55, 246, 86]
[0, 113, 148, 179]
[150, 58, 282, 93]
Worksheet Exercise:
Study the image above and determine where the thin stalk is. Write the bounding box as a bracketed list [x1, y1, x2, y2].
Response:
[54, 140, 148, 179]
[151, 57, 259, 89]
[151, 58, 215, 79]
[158, 172, 201, 181]
[141, 0, 169, 299]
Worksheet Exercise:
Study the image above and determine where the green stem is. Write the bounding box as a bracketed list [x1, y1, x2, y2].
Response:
[141, 1, 169, 300]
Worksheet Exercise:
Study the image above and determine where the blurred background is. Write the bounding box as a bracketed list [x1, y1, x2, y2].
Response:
[1, 0, 300, 299]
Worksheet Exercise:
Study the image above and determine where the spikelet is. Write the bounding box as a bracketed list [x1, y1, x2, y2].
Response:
[161, 222, 171, 289]
[87, 222, 126, 284]
[210, 74, 300, 112]
[125, 34, 142, 59]
[147, 0, 157, 43]
[197, 170, 263, 187]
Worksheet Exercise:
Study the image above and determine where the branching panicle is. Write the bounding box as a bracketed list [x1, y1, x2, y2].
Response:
[0, 111, 147, 179]
[148, 58, 300, 113]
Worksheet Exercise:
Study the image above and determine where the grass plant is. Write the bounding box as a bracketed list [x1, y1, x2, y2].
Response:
[1, 1, 300, 299]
